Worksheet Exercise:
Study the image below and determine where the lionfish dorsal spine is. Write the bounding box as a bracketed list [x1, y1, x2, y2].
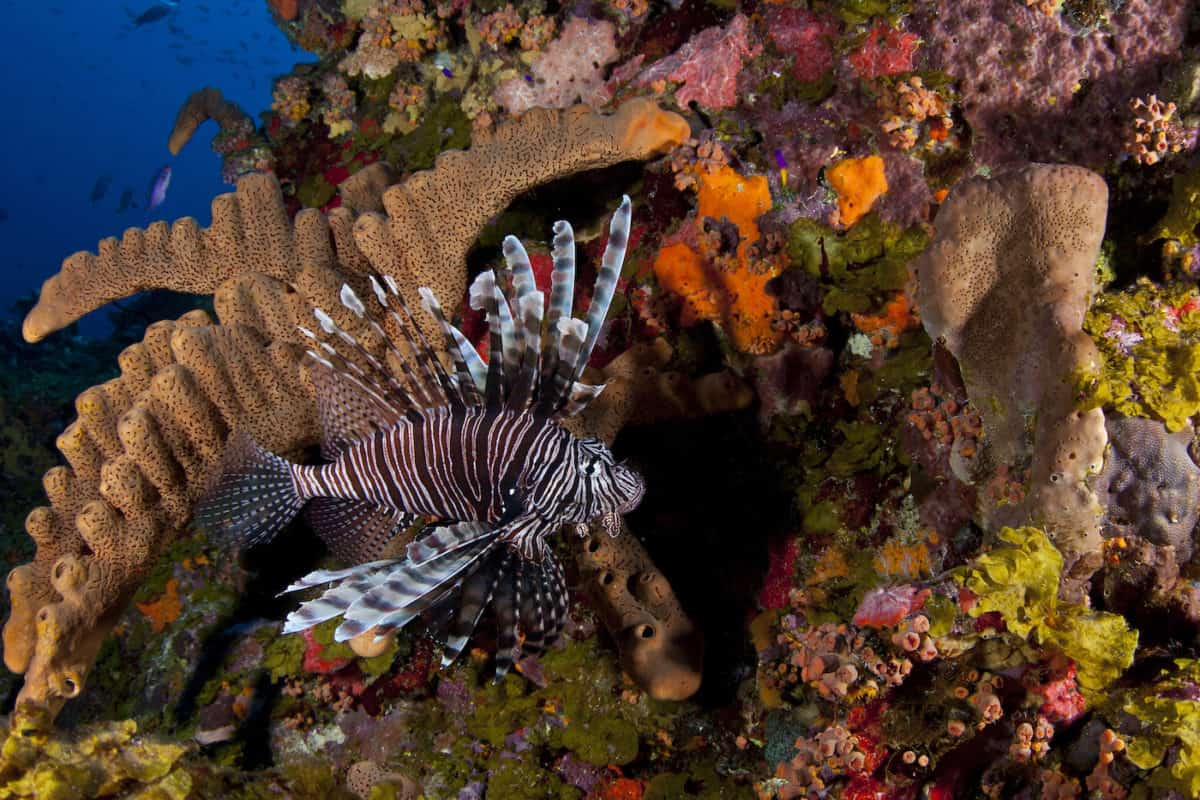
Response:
[536, 220, 576, 414]
[332, 285, 431, 407]
[374, 274, 457, 409]
[299, 327, 408, 413]
[345, 279, 439, 409]
[307, 305, 418, 412]
[417, 286, 486, 406]
[379, 274, 464, 408]
[502, 235, 545, 409]
[570, 194, 631, 385]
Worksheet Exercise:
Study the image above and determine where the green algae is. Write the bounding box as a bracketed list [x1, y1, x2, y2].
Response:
[957, 527, 1137, 692]
[1148, 162, 1200, 247]
[263, 629, 308, 683]
[296, 174, 337, 209]
[1113, 659, 1200, 798]
[644, 765, 754, 799]
[131, 534, 209, 607]
[1078, 278, 1200, 431]
[826, 420, 888, 477]
[383, 94, 472, 172]
[487, 760, 579, 800]
[831, 0, 912, 25]
[786, 214, 927, 316]
[465, 639, 664, 767]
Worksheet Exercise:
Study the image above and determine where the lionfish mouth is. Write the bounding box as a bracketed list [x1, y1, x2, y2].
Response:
[614, 464, 646, 513]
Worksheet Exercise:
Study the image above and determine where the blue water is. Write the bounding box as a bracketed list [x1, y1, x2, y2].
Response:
[0, 0, 312, 334]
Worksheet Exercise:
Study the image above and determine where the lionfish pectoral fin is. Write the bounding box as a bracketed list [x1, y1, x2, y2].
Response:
[192, 430, 305, 548]
[490, 549, 569, 680]
[305, 498, 416, 563]
[331, 522, 503, 642]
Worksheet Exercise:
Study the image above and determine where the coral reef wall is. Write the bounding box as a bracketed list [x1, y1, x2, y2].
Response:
[5, 0, 1200, 798]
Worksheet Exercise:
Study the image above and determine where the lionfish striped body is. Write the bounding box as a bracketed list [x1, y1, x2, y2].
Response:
[194, 197, 644, 676]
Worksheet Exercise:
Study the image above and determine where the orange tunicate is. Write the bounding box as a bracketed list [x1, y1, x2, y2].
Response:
[827, 155, 888, 226]
[652, 165, 782, 354]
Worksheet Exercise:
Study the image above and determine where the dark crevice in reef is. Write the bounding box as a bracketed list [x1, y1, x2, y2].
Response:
[465, 161, 656, 277]
[171, 516, 326, 766]
[618, 404, 791, 707]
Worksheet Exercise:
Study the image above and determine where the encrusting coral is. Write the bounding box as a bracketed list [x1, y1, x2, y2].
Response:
[913, 164, 1110, 586]
[4, 100, 750, 720]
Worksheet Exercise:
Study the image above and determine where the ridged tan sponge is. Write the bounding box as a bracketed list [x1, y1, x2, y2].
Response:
[355, 98, 689, 343]
[5, 99, 720, 719]
[5, 314, 317, 720]
[25, 99, 690, 346]
[913, 164, 1110, 586]
[22, 175, 342, 343]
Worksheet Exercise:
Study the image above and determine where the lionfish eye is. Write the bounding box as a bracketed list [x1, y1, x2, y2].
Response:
[584, 458, 600, 477]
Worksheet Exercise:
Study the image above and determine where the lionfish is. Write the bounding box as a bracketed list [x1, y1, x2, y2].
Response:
[195, 198, 645, 676]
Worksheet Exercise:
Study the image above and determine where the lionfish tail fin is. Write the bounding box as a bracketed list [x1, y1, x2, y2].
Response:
[192, 430, 304, 548]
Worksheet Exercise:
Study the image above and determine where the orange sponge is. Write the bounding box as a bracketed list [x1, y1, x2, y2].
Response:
[652, 166, 782, 354]
[828, 155, 888, 227]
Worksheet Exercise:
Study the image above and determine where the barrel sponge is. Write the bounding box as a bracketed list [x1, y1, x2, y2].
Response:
[915, 164, 1110, 582]
[575, 518, 704, 702]
[167, 87, 253, 156]
[915, 163, 1107, 461]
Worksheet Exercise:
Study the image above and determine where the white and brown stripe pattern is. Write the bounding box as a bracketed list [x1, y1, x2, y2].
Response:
[197, 196, 646, 679]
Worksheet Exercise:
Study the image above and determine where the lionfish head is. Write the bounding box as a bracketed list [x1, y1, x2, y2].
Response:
[573, 437, 645, 519]
[611, 462, 645, 514]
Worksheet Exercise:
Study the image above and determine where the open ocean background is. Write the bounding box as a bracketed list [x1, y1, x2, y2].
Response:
[0, 0, 308, 334]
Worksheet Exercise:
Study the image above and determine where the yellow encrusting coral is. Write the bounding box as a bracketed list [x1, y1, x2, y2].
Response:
[0, 716, 190, 799]
[1078, 278, 1200, 431]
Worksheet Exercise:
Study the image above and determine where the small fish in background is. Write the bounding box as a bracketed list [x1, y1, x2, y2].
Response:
[117, 187, 138, 213]
[147, 165, 171, 211]
[127, 3, 171, 27]
[90, 174, 113, 204]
